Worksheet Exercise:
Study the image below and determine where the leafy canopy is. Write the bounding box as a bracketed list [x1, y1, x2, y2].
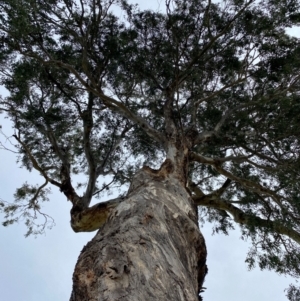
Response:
[0, 0, 300, 298]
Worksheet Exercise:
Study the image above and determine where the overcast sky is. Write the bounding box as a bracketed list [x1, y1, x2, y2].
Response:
[1, 1, 299, 300]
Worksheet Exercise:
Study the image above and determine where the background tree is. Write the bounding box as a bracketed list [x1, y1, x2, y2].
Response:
[1, 0, 300, 300]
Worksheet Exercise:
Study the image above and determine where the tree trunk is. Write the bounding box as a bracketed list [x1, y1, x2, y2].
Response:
[70, 168, 207, 301]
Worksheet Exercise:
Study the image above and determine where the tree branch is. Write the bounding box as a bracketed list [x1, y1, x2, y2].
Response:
[13, 134, 61, 188]
[178, 0, 255, 84]
[189, 151, 283, 204]
[98, 92, 165, 144]
[193, 192, 300, 245]
[81, 92, 97, 204]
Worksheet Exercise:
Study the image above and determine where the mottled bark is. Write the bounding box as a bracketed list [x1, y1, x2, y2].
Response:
[70, 168, 207, 301]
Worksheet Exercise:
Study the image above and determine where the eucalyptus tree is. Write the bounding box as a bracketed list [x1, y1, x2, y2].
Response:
[1, 0, 300, 300]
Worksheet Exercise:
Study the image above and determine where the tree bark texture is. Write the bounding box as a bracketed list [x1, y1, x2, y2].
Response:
[70, 169, 207, 301]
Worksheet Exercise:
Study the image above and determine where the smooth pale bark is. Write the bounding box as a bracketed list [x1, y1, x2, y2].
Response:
[70, 168, 207, 301]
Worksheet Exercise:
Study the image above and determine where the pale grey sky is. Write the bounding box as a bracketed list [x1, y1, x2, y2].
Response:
[0, 1, 299, 300]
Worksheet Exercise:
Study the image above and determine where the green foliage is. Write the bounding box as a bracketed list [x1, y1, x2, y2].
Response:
[0, 0, 300, 296]
[286, 284, 300, 301]
[0, 183, 54, 237]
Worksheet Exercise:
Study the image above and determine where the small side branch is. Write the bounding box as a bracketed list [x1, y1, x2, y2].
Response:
[13, 134, 61, 188]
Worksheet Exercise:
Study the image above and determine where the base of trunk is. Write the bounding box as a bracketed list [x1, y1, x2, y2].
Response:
[70, 169, 207, 301]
